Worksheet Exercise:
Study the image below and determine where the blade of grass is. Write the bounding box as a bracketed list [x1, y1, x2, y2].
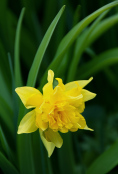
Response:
[0, 40, 11, 89]
[0, 96, 14, 136]
[0, 70, 12, 108]
[0, 0, 11, 51]
[0, 152, 19, 174]
[17, 134, 36, 174]
[78, 48, 118, 79]
[14, 8, 25, 87]
[86, 140, 118, 174]
[84, 48, 118, 90]
[40, 1, 118, 86]
[67, 10, 109, 81]
[27, 5, 65, 87]
[0, 126, 15, 164]
[8, 53, 18, 133]
[86, 14, 118, 47]
[73, 5, 81, 26]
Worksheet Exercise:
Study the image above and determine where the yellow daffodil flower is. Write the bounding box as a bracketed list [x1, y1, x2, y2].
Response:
[15, 70, 96, 157]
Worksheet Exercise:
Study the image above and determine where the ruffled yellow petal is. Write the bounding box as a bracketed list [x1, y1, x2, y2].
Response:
[17, 110, 38, 134]
[60, 127, 68, 133]
[47, 70, 54, 83]
[35, 110, 48, 131]
[51, 86, 66, 104]
[76, 114, 87, 129]
[15, 87, 43, 109]
[39, 129, 55, 157]
[44, 128, 63, 148]
[65, 77, 93, 90]
[65, 81, 78, 91]
[65, 85, 82, 96]
[81, 89, 96, 102]
[77, 102, 85, 113]
[43, 82, 53, 101]
[70, 128, 78, 132]
[67, 94, 83, 107]
[55, 78, 65, 90]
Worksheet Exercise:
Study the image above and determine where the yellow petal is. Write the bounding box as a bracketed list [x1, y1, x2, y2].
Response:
[15, 87, 43, 109]
[65, 77, 93, 90]
[77, 102, 85, 113]
[67, 94, 83, 107]
[65, 81, 78, 91]
[84, 125, 93, 131]
[55, 78, 65, 90]
[47, 70, 54, 83]
[17, 110, 38, 134]
[43, 70, 54, 100]
[51, 86, 66, 103]
[39, 129, 55, 157]
[43, 83, 53, 100]
[77, 77, 93, 88]
[76, 114, 87, 129]
[70, 128, 78, 132]
[65, 85, 82, 97]
[44, 128, 63, 148]
[35, 111, 48, 131]
[60, 127, 68, 133]
[81, 89, 96, 102]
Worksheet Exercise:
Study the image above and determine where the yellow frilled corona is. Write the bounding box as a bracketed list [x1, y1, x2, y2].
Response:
[15, 70, 96, 157]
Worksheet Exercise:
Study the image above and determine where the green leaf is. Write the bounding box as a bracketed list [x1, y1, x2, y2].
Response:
[27, 5, 65, 87]
[0, 71, 12, 108]
[14, 8, 25, 87]
[86, 140, 118, 174]
[0, 95, 14, 136]
[67, 10, 109, 81]
[0, 126, 15, 163]
[78, 48, 118, 79]
[0, 40, 11, 89]
[73, 5, 81, 26]
[86, 14, 118, 47]
[17, 134, 36, 174]
[40, 1, 118, 86]
[0, 0, 10, 51]
[67, 13, 118, 81]
[0, 152, 19, 174]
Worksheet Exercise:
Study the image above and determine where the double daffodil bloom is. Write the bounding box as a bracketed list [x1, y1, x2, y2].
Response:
[15, 70, 96, 157]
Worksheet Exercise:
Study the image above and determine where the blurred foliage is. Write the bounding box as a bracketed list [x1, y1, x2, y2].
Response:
[0, 0, 118, 174]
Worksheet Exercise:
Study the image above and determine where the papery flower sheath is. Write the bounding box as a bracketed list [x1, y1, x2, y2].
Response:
[15, 70, 96, 157]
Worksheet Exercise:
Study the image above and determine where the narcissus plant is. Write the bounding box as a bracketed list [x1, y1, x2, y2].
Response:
[15, 70, 96, 157]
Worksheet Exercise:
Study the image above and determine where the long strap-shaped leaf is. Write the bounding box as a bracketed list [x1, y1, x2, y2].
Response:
[67, 13, 118, 81]
[40, 1, 118, 86]
[85, 14, 118, 47]
[67, 10, 109, 82]
[86, 140, 118, 174]
[78, 48, 118, 79]
[0, 96, 13, 136]
[14, 8, 25, 87]
[27, 5, 65, 87]
[0, 152, 19, 174]
[0, 126, 15, 164]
